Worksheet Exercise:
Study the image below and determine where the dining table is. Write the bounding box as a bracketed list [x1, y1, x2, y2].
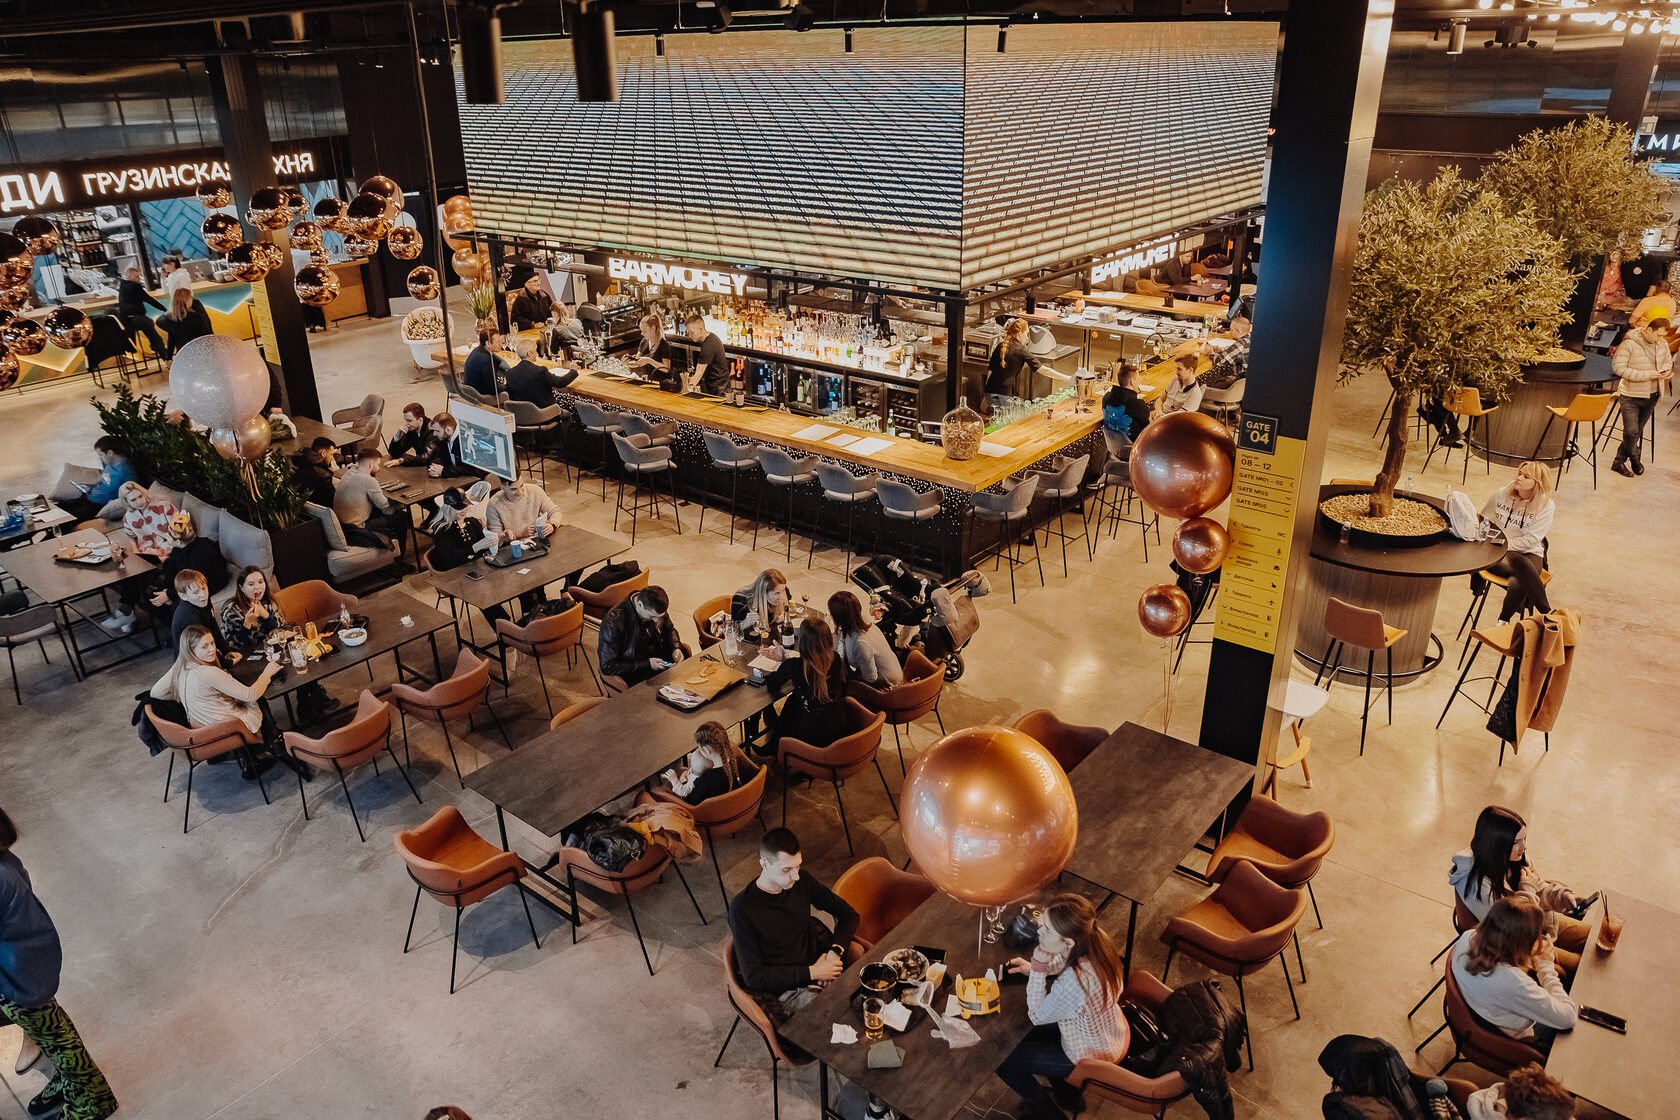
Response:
[0, 527, 161, 676]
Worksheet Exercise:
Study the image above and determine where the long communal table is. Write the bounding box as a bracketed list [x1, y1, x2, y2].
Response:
[1, 528, 161, 676]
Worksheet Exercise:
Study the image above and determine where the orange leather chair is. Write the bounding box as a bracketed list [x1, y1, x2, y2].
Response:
[494, 600, 600, 714]
[553, 840, 706, 976]
[394, 804, 540, 994]
[1410, 896, 1481, 1023]
[833, 856, 934, 959]
[571, 566, 649, 627]
[1434, 965, 1547, 1078]
[147, 706, 270, 834]
[550, 695, 609, 730]
[273, 579, 359, 625]
[651, 764, 769, 902]
[1161, 860, 1308, 1069]
[777, 698, 891, 855]
[282, 689, 421, 842]
[693, 594, 732, 650]
[1206, 794, 1335, 934]
[715, 936, 813, 1120]
[1012, 708, 1109, 773]
[389, 649, 512, 787]
[847, 648, 946, 775]
[1067, 970, 1192, 1115]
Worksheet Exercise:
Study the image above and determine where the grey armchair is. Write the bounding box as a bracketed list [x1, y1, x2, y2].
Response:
[612, 433, 680, 543]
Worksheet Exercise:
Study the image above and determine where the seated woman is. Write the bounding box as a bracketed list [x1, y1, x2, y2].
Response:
[828, 590, 902, 688]
[1000, 894, 1130, 1120]
[101, 480, 181, 634]
[424, 490, 508, 626]
[218, 566, 290, 656]
[731, 568, 790, 643]
[1450, 895, 1577, 1047]
[1450, 805, 1591, 973]
[766, 618, 848, 751]
[1478, 462, 1555, 622]
[150, 625, 306, 779]
[661, 721, 756, 805]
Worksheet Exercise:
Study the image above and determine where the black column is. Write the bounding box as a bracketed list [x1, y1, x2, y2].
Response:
[1608, 29, 1662, 128]
[944, 294, 966, 413]
[1195, 0, 1392, 783]
[208, 55, 322, 421]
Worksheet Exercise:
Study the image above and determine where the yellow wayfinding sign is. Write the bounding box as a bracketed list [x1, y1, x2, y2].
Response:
[1214, 417, 1303, 655]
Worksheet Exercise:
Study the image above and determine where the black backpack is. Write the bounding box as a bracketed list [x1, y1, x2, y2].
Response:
[576, 560, 641, 593]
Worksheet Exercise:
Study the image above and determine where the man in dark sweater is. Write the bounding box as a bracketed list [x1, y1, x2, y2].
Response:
[727, 828, 858, 1019]
[168, 570, 230, 659]
[463, 331, 508, 397]
[115, 266, 167, 360]
[503, 339, 577, 407]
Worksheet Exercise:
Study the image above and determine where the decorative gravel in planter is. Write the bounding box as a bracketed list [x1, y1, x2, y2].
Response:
[1319, 492, 1447, 537]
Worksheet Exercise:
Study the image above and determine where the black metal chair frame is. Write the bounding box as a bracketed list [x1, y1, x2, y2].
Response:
[968, 503, 1043, 603]
[1087, 471, 1161, 563]
[564, 853, 707, 976]
[287, 722, 423, 843]
[3, 611, 76, 703]
[754, 471, 817, 563]
[699, 453, 760, 546]
[403, 863, 542, 995]
[614, 458, 682, 544]
[162, 734, 272, 834]
[1312, 635, 1395, 757]
[1161, 932, 1302, 1071]
[395, 686, 514, 788]
[779, 746, 900, 857]
[498, 629, 603, 716]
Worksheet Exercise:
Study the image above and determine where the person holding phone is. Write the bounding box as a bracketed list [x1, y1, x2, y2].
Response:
[597, 586, 686, 687]
[1450, 806, 1592, 973]
[661, 721, 756, 805]
[1450, 895, 1577, 1048]
[60, 436, 136, 521]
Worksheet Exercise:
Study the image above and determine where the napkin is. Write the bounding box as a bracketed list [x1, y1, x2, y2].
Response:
[831, 1024, 857, 1045]
[659, 685, 704, 707]
[866, 1040, 904, 1069]
[880, 1001, 912, 1032]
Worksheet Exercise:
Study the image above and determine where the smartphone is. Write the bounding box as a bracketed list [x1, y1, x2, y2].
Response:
[465, 569, 485, 582]
[1570, 892, 1602, 920]
[1578, 1006, 1627, 1034]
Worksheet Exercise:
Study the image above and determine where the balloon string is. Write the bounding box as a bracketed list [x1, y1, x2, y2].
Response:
[1161, 637, 1175, 730]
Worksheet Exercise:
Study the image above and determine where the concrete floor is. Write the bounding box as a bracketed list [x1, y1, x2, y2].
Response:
[0, 306, 1673, 1120]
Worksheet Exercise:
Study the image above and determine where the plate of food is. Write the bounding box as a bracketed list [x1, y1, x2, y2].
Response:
[882, 947, 930, 982]
[339, 626, 368, 646]
[54, 542, 111, 564]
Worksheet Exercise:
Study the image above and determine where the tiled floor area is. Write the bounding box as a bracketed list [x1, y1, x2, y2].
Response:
[0, 304, 1674, 1120]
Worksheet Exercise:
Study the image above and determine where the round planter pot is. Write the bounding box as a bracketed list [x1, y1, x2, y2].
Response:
[1316, 485, 1449, 549]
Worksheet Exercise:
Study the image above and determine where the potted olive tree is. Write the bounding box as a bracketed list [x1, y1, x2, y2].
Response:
[1335, 169, 1574, 524]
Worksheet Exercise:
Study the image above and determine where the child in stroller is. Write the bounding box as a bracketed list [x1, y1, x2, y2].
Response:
[849, 555, 988, 681]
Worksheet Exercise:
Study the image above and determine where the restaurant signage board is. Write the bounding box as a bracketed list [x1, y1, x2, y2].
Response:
[607, 256, 748, 296]
[1213, 417, 1299, 655]
[1091, 239, 1178, 287]
[0, 144, 325, 215]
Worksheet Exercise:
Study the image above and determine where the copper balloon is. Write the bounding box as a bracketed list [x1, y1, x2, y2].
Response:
[235, 413, 272, 459]
[224, 244, 271, 283]
[0, 255, 31, 288]
[442, 214, 476, 252]
[1127, 411, 1237, 521]
[450, 247, 486, 280]
[209, 427, 241, 461]
[899, 725, 1079, 907]
[386, 225, 423, 260]
[0, 233, 25, 260]
[202, 212, 245, 255]
[245, 186, 294, 231]
[0, 350, 17, 391]
[41, 307, 91, 348]
[294, 264, 341, 307]
[1138, 583, 1193, 639]
[1172, 517, 1231, 575]
[0, 317, 46, 357]
[313, 197, 349, 234]
[345, 192, 395, 239]
[442, 193, 473, 218]
[342, 234, 379, 257]
[197, 180, 234, 209]
[406, 265, 441, 300]
[12, 216, 59, 255]
[255, 241, 285, 271]
[0, 286, 28, 312]
[289, 220, 325, 252]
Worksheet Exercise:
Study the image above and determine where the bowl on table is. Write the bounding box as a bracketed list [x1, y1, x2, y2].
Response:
[339, 627, 368, 647]
[883, 947, 930, 982]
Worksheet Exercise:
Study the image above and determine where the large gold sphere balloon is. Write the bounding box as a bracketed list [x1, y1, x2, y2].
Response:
[282, 186, 306, 212]
[0, 350, 18, 391]
[254, 241, 285, 271]
[899, 725, 1078, 907]
[202, 213, 244, 255]
[342, 234, 378, 257]
[0, 286, 28, 312]
[289, 220, 324, 252]
[345, 192, 395, 239]
[197, 180, 234, 209]
[442, 214, 475, 252]
[1128, 411, 1237, 521]
[406, 265, 441, 300]
[450, 247, 486, 280]
[313, 197, 349, 234]
[245, 186, 294, 231]
[41, 307, 92, 349]
[442, 193, 473, 219]
[0, 317, 46, 357]
[0, 255, 31, 288]
[386, 225, 423, 260]
[224, 243, 271, 282]
[12, 217, 59, 256]
[0, 232, 27, 260]
[1171, 517, 1231, 575]
[294, 264, 341, 307]
[1138, 583, 1193, 639]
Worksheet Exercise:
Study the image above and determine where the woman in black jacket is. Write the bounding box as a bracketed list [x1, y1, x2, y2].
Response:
[766, 617, 849, 750]
[157, 286, 213, 358]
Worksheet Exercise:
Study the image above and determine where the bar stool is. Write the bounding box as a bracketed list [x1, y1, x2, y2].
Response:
[969, 474, 1041, 602]
[507, 399, 567, 487]
[1029, 453, 1091, 578]
[1086, 452, 1161, 562]
[1422, 387, 1497, 482]
[1311, 596, 1406, 756]
[700, 431, 759, 545]
[1532, 391, 1613, 490]
[753, 447, 818, 562]
[1454, 561, 1551, 664]
[616, 412, 678, 449]
[810, 463, 879, 573]
[571, 400, 623, 500]
[611, 434, 680, 543]
[1372, 387, 1429, 447]
[1436, 623, 1544, 766]
[876, 479, 943, 574]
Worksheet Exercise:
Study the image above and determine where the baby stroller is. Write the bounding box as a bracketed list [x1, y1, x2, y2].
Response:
[850, 555, 988, 681]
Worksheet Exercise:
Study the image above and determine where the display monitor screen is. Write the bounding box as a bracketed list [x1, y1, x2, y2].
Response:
[448, 398, 517, 480]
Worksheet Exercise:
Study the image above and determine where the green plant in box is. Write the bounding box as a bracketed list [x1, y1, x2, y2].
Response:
[467, 281, 497, 323]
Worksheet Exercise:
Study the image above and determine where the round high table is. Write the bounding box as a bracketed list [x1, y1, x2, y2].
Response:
[1479, 352, 1616, 468]
[1295, 486, 1508, 680]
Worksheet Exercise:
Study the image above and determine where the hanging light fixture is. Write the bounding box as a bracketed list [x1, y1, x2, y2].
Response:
[0, 254, 31, 288]
[294, 263, 341, 306]
[313, 196, 350, 234]
[224, 244, 271, 282]
[290, 220, 325, 252]
[0, 287, 28, 312]
[202, 213, 244, 254]
[41, 307, 93, 348]
[11, 217, 59, 256]
[0, 317, 47, 357]
[246, 187, 294, 231]
[254, 242, 285, 271]
[346, 192, 395, 239]
[387, 226, 423, 260]
[406, 265, 441, 300]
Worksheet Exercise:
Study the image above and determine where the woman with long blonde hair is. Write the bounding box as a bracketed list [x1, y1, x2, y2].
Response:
[157, 284, 213, 358]
[731, 568, 790, 642]
[1479, 460, 1555, 621]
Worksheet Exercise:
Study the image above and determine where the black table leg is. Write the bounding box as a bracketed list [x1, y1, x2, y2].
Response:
[819, 1061, 832, 1120]
[1124, 899, 1138, 982]
[429, 630, 442, 680]
[495, 804, 511, 849]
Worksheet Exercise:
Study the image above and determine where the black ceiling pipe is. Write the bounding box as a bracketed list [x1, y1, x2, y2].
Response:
[569, 1, 619, 101]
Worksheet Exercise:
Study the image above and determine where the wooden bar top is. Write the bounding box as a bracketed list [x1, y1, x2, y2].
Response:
[1079, 290, 1227, 320]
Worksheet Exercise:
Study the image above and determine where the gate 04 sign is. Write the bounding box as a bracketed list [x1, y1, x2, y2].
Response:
[1213, 418, 1301, 655]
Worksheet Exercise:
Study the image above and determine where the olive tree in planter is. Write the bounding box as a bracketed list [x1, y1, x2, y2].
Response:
[1339, 169, 1574, 518]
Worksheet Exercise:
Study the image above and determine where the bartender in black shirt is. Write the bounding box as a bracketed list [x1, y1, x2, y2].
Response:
[628, 314, 676, 388]
[508, 275, 556, 331]
[684, 312, 729, 394]
[116, 266, 168, 358]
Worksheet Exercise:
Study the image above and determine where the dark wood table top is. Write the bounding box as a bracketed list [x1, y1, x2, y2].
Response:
[0, 529, 158, 604]
[420, 524, 626, 611]
[376, 463, 458, 508]
[1163, 279, 1228, 300]
[781, 890, 1033, 1120]
[1064, 722, 1255, 904]
[277, 416, 364, 453]
[1546, 895, 1680, 1119]
[463, 648, 777, 836]
[233, 589, 455, 700]
[1524, 350, 1617, 385]
[1309, 486, 1508, 579]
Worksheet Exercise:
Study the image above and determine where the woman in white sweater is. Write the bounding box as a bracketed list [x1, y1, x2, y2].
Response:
[151, 626, 306, 778]
[1479, 461, 1555, 622]
[1450, 896, 1576, 1048]
[827, 590, 902, 687]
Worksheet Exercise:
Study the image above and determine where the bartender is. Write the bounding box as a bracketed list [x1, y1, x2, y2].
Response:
[684, 311, 729, 394]
[508, 275, 556, 332]
[627, 314, 675, 387]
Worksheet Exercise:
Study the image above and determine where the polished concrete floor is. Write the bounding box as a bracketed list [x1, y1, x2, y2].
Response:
[0, 309, 1673, 1120]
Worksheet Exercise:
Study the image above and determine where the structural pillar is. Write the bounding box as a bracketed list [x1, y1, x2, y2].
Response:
[1196, 0, 1393, 790]
[208, 55, 322, 420]
[1608, 28, 1662, 129]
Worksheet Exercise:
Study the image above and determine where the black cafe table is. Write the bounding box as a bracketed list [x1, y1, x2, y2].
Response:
[275, 415, 365, 455]
[1061, 722, 1254, 978]
[1478, 350, 1617, 468]
[1546, 896, 1680, 1119]
[0, 528, 160, 676]
[420, 524, 626, 631]
[781, 890, 1033, 1120]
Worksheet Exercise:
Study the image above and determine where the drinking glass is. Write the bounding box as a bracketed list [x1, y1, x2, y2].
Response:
[1597, 895, 1624, 952]
[862, 997, 885, 1041]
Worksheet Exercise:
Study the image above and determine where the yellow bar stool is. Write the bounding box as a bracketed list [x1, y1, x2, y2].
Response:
[1311, 596, 1406, 756]
[1422, 386, 1498, 482]
[1532, 391, 1614, 489]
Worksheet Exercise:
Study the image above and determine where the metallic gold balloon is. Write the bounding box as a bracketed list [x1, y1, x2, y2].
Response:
[41, 307, 92, 348]
[1138, 583, 1193, 638]
[209, 427, 241, 461]
[254, 241, 285, 271]
[224, 244, 271, 282]
[0, 317, 46, 357]
[294, 264, 341, 307]
[1171, 517, 1231, 575]
[406, 265, 441, 300]
[202, 213, 244, 255]
[0, 255, 31, 288]
[245, 186, 294, 231]
[0, 350, 17, 391]
[1128, 411, 1237, 521]
[282, 186, 306, 212]
[235, 412, 272, 459]
[342, 235, 378, 257]
[12, 216, 59, 255]
[289, 220, 324, 252]
[0, 233, 26, 260]
[450, 247, 486, 280]
[345, 192, 394, 239]
[899, 725, 1079, 907]
[197, 180, 234, 209]
[0, 286, 28, 312]
[442, 193, 473, 219]
[313, 197, 349, 233]
[442, 214, 475, 251]
[169, 335, 273, 431]
[386, 225, 423, 260]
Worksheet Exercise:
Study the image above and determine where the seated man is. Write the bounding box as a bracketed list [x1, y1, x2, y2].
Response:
[1159, 355, 1204, 416]
[597, 585, 685, 687]
[333, 449, 407, 552]
[1465, 1063, 1573, 1120]
[463, 330, 508, 397]
[386, 402, 431, 462]
[484, 470, 559, 614]
[727, 828, 858, 1022]
[146, 511, 228, 614]
[503, 339, 577, 407]
[169, 570, 230, 659]
[61, 436, 137, 522]
[291, 436, 340, 506]
[408, 413, 479, 479]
